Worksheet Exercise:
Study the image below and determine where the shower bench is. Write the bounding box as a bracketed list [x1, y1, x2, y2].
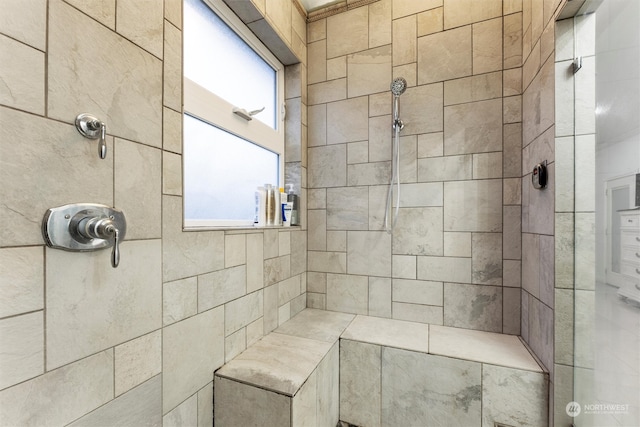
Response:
[213, 308, 549, 427]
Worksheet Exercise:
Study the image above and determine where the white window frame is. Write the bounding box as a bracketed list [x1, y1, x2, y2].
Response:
[183, 0, 285, 228]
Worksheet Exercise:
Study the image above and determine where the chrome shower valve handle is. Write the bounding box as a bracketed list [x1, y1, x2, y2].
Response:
[75, 216, 121, 268]
[75, 113, 108, 159]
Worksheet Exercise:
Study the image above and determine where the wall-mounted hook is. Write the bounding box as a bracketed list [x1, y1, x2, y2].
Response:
[75, 113, 107, 159]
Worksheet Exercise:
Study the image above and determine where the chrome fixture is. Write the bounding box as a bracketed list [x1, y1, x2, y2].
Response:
[42, 203, 127, 268]
[384, 77, 407, 233]
[232, 106, 265, 121]
[75, 113, 107, 159]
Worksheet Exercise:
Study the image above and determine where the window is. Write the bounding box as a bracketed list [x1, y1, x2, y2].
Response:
[183, 0, 285, 227]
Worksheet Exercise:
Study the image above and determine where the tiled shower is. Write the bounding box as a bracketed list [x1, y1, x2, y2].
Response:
[0, 0, 626, 426]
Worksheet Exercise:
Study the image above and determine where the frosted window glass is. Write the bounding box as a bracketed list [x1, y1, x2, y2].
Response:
[184, 115, 279, 221]
[184, 0, 277, 129]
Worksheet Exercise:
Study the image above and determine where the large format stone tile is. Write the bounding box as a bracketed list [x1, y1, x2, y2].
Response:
[444, 98, 503, 155]
[224, 290, 264, 336]
[163, 277, 198, 326]
[482, 365, 548, 427]
[65, 0, 116, 30]
[444, 180, 503, 232]
[308, 145, 347, 188]
[418, 155, 473, 182]
[0, 312, 44, 390]
[163, 20, 182, 112]
[473, 18, 503, 74]
[393, 279, 443, 307]
[0, 107, 113, 247]
[0, 0, 46, 49]
[418, 26, 471, 84]
[417, 256, 471, 283]
[444, 72, 502, 106]
[0, 34, 44, 115]
[326, 186, 368, 230]
[382, 349, 482, 426]
[392, 207, 443, 255]
[0, 246, 43, 318]
[343, 315, 429, 353]
[472, 233, 502, 285]
[163, 393, 197, 427]
[198, 265, 246, 312]
[369, 277, 392, 318]
[392, 302, 444, 325]
[216, 332, 332, 396]
[46, 240, 161, 369]
[114, 330, 161, 397]
[393, 15, 416, 66]
[326, 7, 368, 58]
[444, 283, 502, 332]
[443, 0, 502, 29]
[316, 342, 340, 427]
[398, 182, 443, 207]
[347, 231, 392, 277]
[401, 83, 444, 135]
[340, 339, 381, 427]
[326, 97, 368, 144]
[163, 307, 224, 413]
[348, 45, 392, 98]
[275, 308, 354, 343]
[326, 273, 368, 315]
[214, 376, 291, 427]
[116, 0, 164, 58]
[0, 350, 113, 426]
[430, 324, 543, 371]
[48, 0, 162, 147]
[70, 375, 161, 427]
[292, 369, 317, 426]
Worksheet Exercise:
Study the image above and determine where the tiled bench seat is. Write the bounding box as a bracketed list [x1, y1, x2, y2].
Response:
[214, 309, 548, 427]
[214, 309, 355, 426]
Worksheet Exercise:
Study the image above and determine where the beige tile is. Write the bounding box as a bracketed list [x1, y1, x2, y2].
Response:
[392, 255, 417, 279]
[417, 256, 471, 283]
[46, 240, 162, 369]
[70, 375, 161, 426]
[0, 34, 44, 115]
[392, 302, 444, 324]
[0, 0, 47, 49]
[49, 0, 163, 147]
[444, 232, 471, 257]
[275, 308, 354, 343]
[307, 293, 326, 309]
[444, 98, 503, 155]
[278, 275, 301, 306]
[444, 71, 502, 106]
[344, 315, 430, 352]
[164, 21, 182, 111]
[0, 108, 113, 246]
[115, 139, 162, 239]
[348, 231, 392, 277]
[246, 317, 264, 347]
[163, 277, 197, 326]
[225, 290, 263, 336]
[503, 206, 522, 260]
[393, 279, 443, 306]
[0, 312, 44, 390]
[444, 180, 503, 232]
[326, 7, 368, 58]
[308, 144, 347, 188]
[504, 12, 523, 69]
[308, 39, 326, 84]
[308, 104, 326, 147]
[307, 18, 326, 43]
[308, 210, 327, 250]
[165, 0, 182, 28]
[368, 115, 391, 162]
[393, 63, 417, 88]
[265, 0, 291, 44]
[369, 91, 392, 117]
[326, 273, 368, 315]
[0, 246, 43, 318]
[309, 78, 347, 106]
[399, 182, 443, 207]
[417, 132, 444, 158]
[347, 141, 368, 164]
[116, 0, 163, 58]
[472, 233, 502, 286]
[473, 152, 503, 179]
[308, 188, 327, 209]
[504, 123, 523, 178]
[327, 55, 346, 80]
[327, 96, 369, 144]
[339, 340, 381, 427]
[327, 186, 368, 230]
[114, 330, 161, 396]
[473, 18, 503, 74]
[393, 207, 443, 255]
[503, 259, 521, 288]
[393, 0, 442, 19]
[504, 177, 522, 205]
[214, 376, 291, 426]
[225, 328, 246, 363]
[418, 26, 472, 84]
[348, 45, 392, 98]
[198, 265, 246, 312]
[0, 350, 113, 426]
[443, 0, 502, 29]
[66, 0, 116, 30]
[418, 155, 472, 182]
[393, 15, 417, 66]
[369, 276, 392, 318]
[401, 83, 444, 135]
[308, 251, 347, 274]
[292, 4, 306, 45]
[369, 0, 391, 47]
[327, 230, 347, 252]
[430, 324, 542, 371]
[246, 233, 264, 292]
[163, 106, 182, 153]
[162, 151, 182, 196]
[163, 392, 197, 426]
[444, 283, 502, 331]
[417, 7, 443, 36]
[504, 68, 522, 96]
[225, 234, 246, 268]
[505, 0, 523, 14]
[504, 95, 522, 123]
[523, 57, 554, 147]
[163, 307, 224, 413]
[292, 370, 317, 426]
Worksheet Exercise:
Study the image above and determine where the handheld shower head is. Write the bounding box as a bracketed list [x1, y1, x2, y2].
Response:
[390, 77, 407, 97]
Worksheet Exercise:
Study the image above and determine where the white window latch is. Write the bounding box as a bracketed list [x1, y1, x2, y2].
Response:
[232, 106, 265, 121]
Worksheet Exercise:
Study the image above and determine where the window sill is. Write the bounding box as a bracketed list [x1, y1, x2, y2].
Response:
[183, 224, 301, 233]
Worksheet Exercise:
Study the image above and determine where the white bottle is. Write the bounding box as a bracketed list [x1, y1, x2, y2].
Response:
[255, 186, 266, 227]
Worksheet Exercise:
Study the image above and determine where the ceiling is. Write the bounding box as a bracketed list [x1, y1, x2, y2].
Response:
[298, 0, 341, 12]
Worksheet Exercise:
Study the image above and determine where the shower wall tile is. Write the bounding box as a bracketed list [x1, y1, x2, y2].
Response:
[473, 152, 503, 179]
[307, 19, 326, 43]
[163, 392, 197, 427]
[308, 40, 326, 84]
[417, 7, 444, 37]
[339, 340, 381, 427]
[399, 182, 443, 207]
[308, 104, 327, 147]
[348, 141, 369, 164]
[163, 277, 198, 326]
[397, 83, 444, 135]
[503, 95, 523, 123]
[46, 240, 162, 369]
[0, 107, 113, 247]
[327, 231, 347, 252]
[369, 115, 391, 162]
[247, 233, 265, 292]
[399, 136, 418, 183]
[115, 139, 162, 240]
[0, 0, 47, 50]
[225, 234, 246, 268]
[382, 350, 481, 426]
[264, 256, 291, 287]
[418, 155, 472, 182]
[327, 186, 368, 230]
[347, 231, 392, 277]
[198, 266, 246, 312]
[472, 233, 502, 286]
[574, 213, 595, 291]
[0, 246, 43, 318]
[444, 72, 502, 106]
[444, 180, 503, 232]
[443, 0, 502, 29]
[392, 302, 443, 324]
[327, 56, 347, 80]
[114, 330, 161, 397]
[162, 151, 182, 196]
[392, 207, 443, 256]
[554, 213, 574, 289]
[444, 98, 503, 155]
[393, 63, 417, 88]
[417, 256, 471, 283]
[417, 132, 444, 158]
[504, 68, 522, 96]
[472, 18, 503, 75]
[163, 307, 224, 413]
[504, 13, 523, 69]
[554, 289, 574, 366]
[348, 45, 392, 98]
[503, 123, 523, 177]
[163, 107, 182, 153]
[327, 97, 368, 144]
[116, 0, 164, 58]
[49, 0, 163, 147]
[308, 210, 327, 250]
[503, 287, 521, 335]
[0, 350, 113, 427]
[0, 34, 44, 115]
[0, 311, 44, 390]
[503, 260, 521, 288]
[523, 56, 554, 146]
[503, 205, 522, 260]
[444, 283, 502, 332]
[444, 232, 472, 257]
[308, 145, 347, 188]
[164, 0, 182, 28]
[348, 161, 391, 186]
[522, 233, 540, 298]
[326, 7, 368, 58]
[504, 178, 522, 205]
[369, 92, 392, 116]
[326, 273, 368, 315]
[392, 255, 417, 279]
[225, 328, 246, 363]
[392, 279, 443, 306]
[369, 277, 392, 318]
[71, 375, 162, 427]
[308, 251, 347, 274]
[393, 0, 442, 19]
[417, 25, 472, 84]
[308, 79, 346, 105]
[393, 15, 416, 66]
